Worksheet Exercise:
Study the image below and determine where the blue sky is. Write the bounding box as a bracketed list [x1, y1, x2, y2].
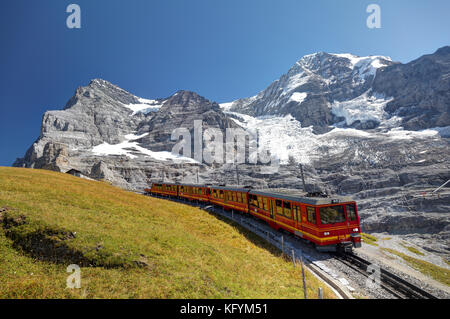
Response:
[0, 0, 449, 166]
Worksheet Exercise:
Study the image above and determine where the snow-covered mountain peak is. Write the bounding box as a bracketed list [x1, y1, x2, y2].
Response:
[221, 51, 397, 131]
[292, 51, 392, 80]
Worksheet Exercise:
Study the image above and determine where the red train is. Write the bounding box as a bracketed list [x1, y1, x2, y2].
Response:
[145, 183, 362, 252]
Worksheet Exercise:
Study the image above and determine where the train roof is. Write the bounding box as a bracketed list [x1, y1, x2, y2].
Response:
[179, 183, 209, 188]
[209, 185, 251, 192]
[249, 190, 354, 206]
[152, 182, 178, 186]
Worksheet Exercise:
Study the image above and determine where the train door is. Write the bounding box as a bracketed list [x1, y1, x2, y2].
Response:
[345, 203, 359, 233]
[270, 199, 275, 219]
[293, 204, 300, 230]
[300, 205, 307, 232]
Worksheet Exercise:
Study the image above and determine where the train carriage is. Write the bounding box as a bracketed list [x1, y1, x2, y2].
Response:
[178, 184, 210, 202]
[248, 190, 361, 252]
[209, 186, 249, 213]
[147, 182, 178, 197]
[145, 182, 361, 252]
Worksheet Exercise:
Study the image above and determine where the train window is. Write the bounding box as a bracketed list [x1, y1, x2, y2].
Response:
[293, 205, 300, 221]
[276, 200, 283, 215]
[232, 192, 237, 202]
[262, 197, 268, 210]
[258, 196, 263, 207]
[307, 207, 316, 224]
[219, 190, 224, 199]
[237, 192, 242, 203]
[242, 193, 247, 203]
[250, 195, 255, 206]
[346, 204, 357, 221]
[319, 205, 346, 224]
[283, 201, 291, 219]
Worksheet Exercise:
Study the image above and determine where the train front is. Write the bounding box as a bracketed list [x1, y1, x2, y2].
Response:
[316, 200, 362, 252]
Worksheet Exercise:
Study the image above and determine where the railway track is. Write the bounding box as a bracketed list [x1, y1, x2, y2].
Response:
[334, 252, 437, 299]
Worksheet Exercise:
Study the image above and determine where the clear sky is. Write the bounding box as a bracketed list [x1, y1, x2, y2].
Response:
[0, 0, 449, 166]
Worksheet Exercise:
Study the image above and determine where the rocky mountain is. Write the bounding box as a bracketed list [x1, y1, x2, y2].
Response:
[13, 79, 240, 188]
[224, 47, 450, 134]
[13, 47, 450, 258]
[373, 46, 450, 131]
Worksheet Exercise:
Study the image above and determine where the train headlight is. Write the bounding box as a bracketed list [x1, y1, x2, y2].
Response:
[323, 232, 330, 236]
[353, 228, 359, 232]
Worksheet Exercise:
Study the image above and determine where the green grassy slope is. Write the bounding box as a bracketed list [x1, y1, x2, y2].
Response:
[0, 167, 335, 299]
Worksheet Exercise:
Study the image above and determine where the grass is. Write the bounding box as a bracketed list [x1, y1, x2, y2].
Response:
[361, 233, 378, 246]
[0, 167, 336, 299]
[400, 242, 425, 256]
[381, 248, 450, 286]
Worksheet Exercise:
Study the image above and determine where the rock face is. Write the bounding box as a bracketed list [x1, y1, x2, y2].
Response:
[136, 90, 239, 153]
[224, 52, 395, 133]
[373, 46, 450, 130]
[13, 47, 450, 258]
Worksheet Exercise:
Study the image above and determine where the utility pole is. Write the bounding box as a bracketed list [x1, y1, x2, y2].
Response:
[299, 164, 306, 192]
[236, 164, 240, 186]
[196, 167, 199, 184]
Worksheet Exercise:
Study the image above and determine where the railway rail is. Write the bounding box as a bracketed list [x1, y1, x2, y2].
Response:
[334, 252, 437, 299]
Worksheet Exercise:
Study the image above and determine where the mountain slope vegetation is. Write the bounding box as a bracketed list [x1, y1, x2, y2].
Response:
[0, 167, 335, 298]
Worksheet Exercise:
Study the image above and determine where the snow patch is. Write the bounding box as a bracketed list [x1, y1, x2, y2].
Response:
[289, 92, 307, 104]
[428, 126, 450, 137]
[332, 53, 391, 79]
[330, 91, 394, 127]
[225, 110, 439, 166]
[91, 133, 197, 163]
[123, 98, 164, 115]
[219, 102, 234, 111]
[385, 128, 439, 140]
